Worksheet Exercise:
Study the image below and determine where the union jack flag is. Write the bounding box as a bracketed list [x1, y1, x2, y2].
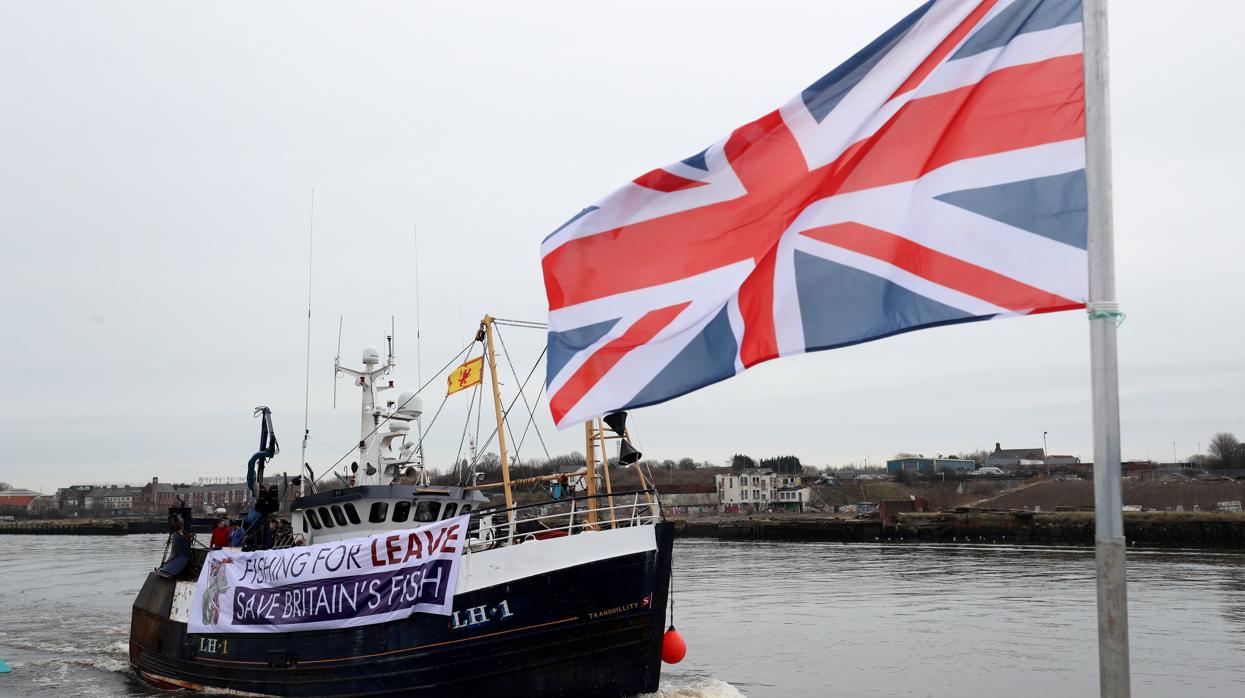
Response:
[541, 0, 1088, 429]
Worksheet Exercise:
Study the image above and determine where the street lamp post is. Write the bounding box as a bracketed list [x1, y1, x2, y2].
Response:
[1171, 441, 1177, 465]
[1044, 431, 1050, 476]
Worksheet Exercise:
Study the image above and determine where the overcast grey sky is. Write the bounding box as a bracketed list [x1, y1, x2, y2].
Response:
[1, 1, 1241, 494]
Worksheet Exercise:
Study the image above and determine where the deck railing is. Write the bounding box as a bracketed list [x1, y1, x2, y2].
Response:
[467, 488, 661, 551]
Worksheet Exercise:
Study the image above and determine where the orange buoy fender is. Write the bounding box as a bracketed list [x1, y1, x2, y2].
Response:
[661, 625, 686, 664]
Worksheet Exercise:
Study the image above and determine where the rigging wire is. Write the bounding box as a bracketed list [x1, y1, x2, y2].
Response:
[625, 416, 662, 499]
[493, 322, 552, 461]
[492, 317, 548, 329]
[493, 324, 533, 469]
[404, 389, 453, 474]
[464, 344, 548, 473]
[306, 435, 348, 453]
[513, 382, 548, 460]
[313, 337, 476, 486]
[466, 366, 485, 486]
[452, 381, 480, 483]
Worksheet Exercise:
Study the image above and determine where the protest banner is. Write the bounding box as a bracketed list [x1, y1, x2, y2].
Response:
[188, 515, 468, 634]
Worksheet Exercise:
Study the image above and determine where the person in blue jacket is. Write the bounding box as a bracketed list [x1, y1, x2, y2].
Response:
[228, 520, 245, 547]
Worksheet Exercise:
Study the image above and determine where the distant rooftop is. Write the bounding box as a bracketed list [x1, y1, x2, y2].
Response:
[0, 488, 43, 497]
[991, 443, 1046, 460]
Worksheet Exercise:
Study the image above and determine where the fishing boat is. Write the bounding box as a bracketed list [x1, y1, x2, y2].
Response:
[129, 315, 676, 697]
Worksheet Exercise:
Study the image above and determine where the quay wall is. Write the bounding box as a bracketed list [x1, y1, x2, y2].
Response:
[0, 521, 128, 535]
[674, 512, 1245, 548]
[0, 520, 184, 535]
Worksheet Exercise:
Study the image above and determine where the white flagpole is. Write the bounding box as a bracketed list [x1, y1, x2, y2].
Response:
[1083, 1, 1130, 697]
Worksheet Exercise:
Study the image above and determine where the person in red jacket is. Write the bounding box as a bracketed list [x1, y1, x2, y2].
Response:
[209, 518, 231, 549]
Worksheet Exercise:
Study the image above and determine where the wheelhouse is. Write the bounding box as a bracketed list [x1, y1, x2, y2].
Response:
[291, 484, 489, 544]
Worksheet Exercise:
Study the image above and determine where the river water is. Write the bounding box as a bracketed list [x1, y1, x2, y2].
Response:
[0, 535, 1242, 697]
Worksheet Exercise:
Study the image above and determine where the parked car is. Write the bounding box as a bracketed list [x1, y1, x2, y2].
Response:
[970, 467, 1005, 476]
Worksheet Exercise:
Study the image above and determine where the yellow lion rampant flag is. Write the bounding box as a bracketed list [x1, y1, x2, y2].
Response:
[447, 356, 484, 396]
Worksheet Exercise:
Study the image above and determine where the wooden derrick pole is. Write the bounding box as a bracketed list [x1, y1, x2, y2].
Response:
[465, 469, 585, 490]
[481, 316, 514, 533]
[595, 418, 617, 528]
[583, 421, 598, 528]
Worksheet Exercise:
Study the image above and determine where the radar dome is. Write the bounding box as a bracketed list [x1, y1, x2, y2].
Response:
[362, 346, 381, 365]
[395, 390, 423, 418]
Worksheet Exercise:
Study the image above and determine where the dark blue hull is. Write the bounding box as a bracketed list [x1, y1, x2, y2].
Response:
[131, 522, 674, 697]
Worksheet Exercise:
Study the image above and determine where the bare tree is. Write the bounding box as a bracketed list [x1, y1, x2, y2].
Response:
[1207, 432, 1241, 469]
[956, 449, 991, 465]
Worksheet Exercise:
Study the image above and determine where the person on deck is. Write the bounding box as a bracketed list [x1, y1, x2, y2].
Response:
[228, 521, 244, 547]
[209, 519, 231, 549]
[262, 518, 278, 549]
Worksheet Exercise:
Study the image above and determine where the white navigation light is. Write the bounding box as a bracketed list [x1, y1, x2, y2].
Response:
[395, 390, 423, 418]
[362, 346, 381, 365]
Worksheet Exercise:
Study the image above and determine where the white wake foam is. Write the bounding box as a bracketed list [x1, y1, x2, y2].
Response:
[642, 676, 746, 698]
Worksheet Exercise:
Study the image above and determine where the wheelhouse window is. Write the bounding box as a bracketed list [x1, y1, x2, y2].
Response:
[460, 505, 472, 514]
[343, 503, 361, 525]
[317, 507, 335, 528]
[306, 509, 322, 530]
[369, 501, 389, 523]
[442, 503, 458, 519]
[330, 505, 348, 527]
[413, 500, 442, 523]
[392, 501, 411, 522]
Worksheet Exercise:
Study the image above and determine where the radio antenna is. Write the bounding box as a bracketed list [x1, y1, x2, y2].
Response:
[333, 315, 343, 409]
[388, 315, 396, 366]
[299, 188, 315, 491]
[413, 224, 423, 386]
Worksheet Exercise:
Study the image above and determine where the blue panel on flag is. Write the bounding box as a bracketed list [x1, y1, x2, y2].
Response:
[800, 1, 933, 123]
[546, 317, 620, 385]
[935, 169, 1087, 249]
[624, 306, 737, 410]
[952, 0, 1082, 60]
[543, 206, 599, 243]
[795, 251, 977, 352]
[681, 148, 709, 171]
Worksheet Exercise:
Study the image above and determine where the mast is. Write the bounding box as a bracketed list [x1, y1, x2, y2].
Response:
[481, 316, 515, 530]
[1084, 1, 1130, 696]
[583, 422, 598, 528]
[335, 344, 393, 486]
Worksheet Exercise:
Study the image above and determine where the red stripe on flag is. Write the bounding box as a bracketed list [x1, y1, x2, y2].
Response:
[543, 111, 807, 311]
[834, 54, 1085, 195]
[738, 246, 779, 367]
[549, 302, 690, 425]
[800, 222, 1081, 313]
[633, 168, 708, 193]
[890, 0, 999, 99]
[722, 110, 811, 195]
[542, 57, 1083, 312]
